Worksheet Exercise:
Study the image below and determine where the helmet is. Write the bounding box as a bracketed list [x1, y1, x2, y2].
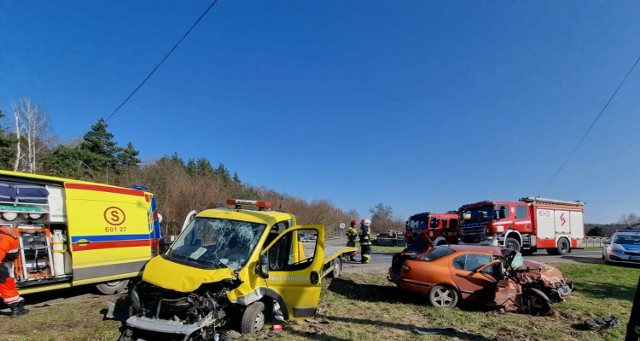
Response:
[361, 219, 371, 227]
[350, 219, 357, 226]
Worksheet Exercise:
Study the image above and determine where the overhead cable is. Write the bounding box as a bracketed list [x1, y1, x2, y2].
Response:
[105, 0, 220, 122]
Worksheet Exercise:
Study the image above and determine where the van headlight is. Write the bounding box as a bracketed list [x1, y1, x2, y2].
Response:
[130, 286, 141, 312]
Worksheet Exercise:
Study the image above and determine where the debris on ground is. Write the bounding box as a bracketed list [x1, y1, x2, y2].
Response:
[584, 316, 620, 330]
[411, 327, 464, 336]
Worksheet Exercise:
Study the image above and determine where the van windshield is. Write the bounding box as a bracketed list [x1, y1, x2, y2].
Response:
[167, 217, 266, 270]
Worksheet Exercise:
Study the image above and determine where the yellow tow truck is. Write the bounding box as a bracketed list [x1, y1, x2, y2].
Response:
[122, 199, 356, 340]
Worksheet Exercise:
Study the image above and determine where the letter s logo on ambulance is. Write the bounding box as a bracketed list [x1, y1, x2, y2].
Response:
[104, 207, 126, 226]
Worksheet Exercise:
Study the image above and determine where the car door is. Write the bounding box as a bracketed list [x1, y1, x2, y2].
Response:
[261, 224, 325, 319]
[450, 252, 497, 303]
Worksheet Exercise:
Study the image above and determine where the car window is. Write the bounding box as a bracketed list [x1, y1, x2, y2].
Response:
[452, 253, 494, 273]
[419, 246, 455, 261]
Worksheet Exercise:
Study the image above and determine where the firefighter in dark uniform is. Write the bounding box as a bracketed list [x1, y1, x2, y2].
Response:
[0, 225, 28, 317]
[345, 219, 358, 261]
[359, 219, 372, 264]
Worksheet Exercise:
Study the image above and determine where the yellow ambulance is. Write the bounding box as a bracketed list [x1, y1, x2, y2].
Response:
[0, 170, 162, 295]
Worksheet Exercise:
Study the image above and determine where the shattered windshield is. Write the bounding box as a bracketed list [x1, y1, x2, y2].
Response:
[461, 205, 494, 223]
[166, 217, 266, 270]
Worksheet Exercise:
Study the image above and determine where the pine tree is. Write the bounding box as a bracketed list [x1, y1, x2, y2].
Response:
[79, 118, 118, 173]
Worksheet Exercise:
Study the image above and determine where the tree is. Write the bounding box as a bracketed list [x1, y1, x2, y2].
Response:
[79, 118, 118, 174]
[10, 99, 50, 173]
[620, 214, 640, 228]
[0, 109, 16, 170]
[587, 226, 605, 237]
[117, 142, 141, 170]
[42, 145, 91, 179]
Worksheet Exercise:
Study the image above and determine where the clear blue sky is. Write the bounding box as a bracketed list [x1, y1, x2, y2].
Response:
[2, 1, 640, 224]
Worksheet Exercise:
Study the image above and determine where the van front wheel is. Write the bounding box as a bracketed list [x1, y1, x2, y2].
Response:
[96, 280, 129, 295]
[241, 302, 265, 335]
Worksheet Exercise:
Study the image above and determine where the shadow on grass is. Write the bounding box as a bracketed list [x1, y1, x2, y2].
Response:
[559, 255, 605, 265]
[321, 315, 495, 341]
[574, 280, 638, 301]
[327, 278, 412, 304]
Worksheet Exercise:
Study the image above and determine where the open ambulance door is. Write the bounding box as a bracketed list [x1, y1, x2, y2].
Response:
[261, 224, 325, 319]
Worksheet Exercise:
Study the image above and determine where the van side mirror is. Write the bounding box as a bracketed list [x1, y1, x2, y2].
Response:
[256, 254, 269, 279]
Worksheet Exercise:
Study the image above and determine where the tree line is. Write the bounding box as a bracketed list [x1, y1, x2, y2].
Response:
[0, 98, 363, 236]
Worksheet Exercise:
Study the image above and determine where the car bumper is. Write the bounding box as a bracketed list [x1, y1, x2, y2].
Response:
[388, 267, 402, 284]
[604, 253, 640, 265]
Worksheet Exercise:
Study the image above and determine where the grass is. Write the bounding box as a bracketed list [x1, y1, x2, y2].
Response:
[370, 245, 406, 253]
[0, 263, 637, 340]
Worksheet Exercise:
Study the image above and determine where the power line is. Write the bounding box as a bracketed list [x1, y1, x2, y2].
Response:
[539, 54, 640, 196]
[105, 0, 220, 122]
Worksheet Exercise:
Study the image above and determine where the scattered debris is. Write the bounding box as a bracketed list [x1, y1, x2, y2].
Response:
[585, 316, 620, 330]
[411, 327, 463, 336]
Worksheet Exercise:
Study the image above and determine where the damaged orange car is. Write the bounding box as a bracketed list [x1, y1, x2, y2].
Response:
[388, 238, 572, 315]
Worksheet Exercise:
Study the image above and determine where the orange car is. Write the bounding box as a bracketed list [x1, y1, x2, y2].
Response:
[388, 242, 572, 315]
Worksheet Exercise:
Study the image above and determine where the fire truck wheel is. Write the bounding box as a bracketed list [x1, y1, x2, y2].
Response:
[96, 280, 129, 295]
[241, 301, 266, 335]
[504, 238, 521, 253]
[428, 285, 459, 308]
[556, 238, 570, 255]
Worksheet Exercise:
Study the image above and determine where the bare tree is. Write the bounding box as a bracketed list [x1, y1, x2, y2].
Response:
[11, 98, 49, 173]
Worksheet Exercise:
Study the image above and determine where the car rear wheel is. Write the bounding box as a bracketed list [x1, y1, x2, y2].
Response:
[428, 285, 459, 308]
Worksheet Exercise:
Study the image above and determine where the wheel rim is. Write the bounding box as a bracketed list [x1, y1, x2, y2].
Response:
[433, 288, 454, 307]
[334, 260, 341, 277]
[253, 312, 265, 333]
[559, 240, 569, 252]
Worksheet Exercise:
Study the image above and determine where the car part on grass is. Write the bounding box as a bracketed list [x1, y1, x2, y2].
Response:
[585, 316, 620, 330]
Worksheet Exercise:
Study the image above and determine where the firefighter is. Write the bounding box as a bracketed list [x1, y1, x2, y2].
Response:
[359, 219, 372, 264]
[345, 220, 358, 261]
[0, 225, 28, 317]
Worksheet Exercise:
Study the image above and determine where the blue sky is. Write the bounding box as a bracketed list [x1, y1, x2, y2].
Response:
[2, 1, 640, 224]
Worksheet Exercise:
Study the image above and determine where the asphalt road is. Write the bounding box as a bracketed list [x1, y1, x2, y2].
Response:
[328, 237, 605, 274]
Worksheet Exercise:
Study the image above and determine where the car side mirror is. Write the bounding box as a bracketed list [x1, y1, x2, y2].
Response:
[256, 254, 269, 279]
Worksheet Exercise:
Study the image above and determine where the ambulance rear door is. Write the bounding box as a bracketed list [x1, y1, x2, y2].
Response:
[64, 183, 153, 281]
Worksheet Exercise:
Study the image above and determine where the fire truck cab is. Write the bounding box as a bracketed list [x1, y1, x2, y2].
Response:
[405, 212, 459, 246]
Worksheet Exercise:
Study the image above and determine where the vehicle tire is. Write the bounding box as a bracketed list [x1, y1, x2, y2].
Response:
[505, 238, 521, 253]
[556, 238, 570, 255]
[240, 302, 265, 335]
[521, 288, 552, 316]
[546, 248, 558, 255]
[96, 280, 129, 295]
[327, 257, 342, 278]
[428, 285, 459, 308]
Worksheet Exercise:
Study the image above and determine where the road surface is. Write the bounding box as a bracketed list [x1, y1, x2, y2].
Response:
[327, 237, 604, 274]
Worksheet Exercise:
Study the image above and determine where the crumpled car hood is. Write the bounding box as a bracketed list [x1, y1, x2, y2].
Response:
[517, 259, 567, 287]
[142, 256, 236, 293]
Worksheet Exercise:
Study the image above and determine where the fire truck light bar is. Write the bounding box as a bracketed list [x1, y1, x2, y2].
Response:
[226, 199, 272, 210]
[519, 196, 584, 207]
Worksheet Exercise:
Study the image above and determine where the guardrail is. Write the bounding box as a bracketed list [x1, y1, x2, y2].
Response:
[583, 236, 608, 248]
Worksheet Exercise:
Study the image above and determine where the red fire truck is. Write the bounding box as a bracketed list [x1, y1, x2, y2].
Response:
[405, 212, 459, 246]
[458, 196, 585, 254]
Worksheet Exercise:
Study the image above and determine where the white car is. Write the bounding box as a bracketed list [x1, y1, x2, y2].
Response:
[602, 230, 640, 265]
